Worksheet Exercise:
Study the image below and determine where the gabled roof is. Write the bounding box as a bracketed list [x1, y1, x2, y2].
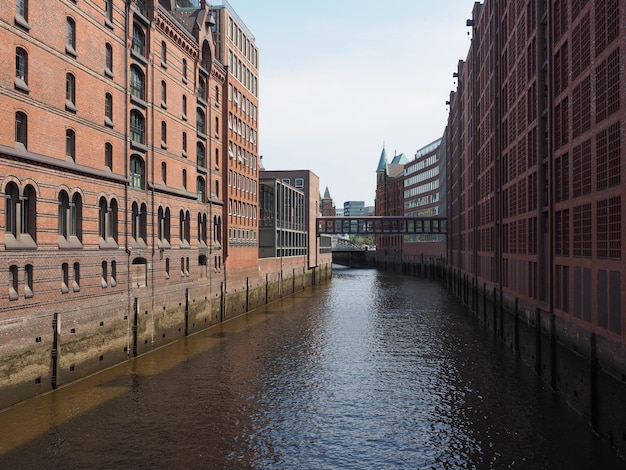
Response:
[390, 153, 409, 165]
[323, 186, 332, 199]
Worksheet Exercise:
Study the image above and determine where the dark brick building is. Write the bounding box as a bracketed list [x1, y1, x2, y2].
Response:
[446, 0, 625, 449]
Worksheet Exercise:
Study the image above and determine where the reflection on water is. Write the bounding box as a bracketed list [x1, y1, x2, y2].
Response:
[0, 267, 623, 469]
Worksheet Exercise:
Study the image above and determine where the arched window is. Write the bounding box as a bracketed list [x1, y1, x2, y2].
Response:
[201, 40, 212, 71]
[197, 177, 205, 203]
[130, 110, 145, 144]
[110, 198, 119, 242]
[105, 43, 113, 74]
[105, 142, 113, 169]
[196, 142, 205, 168]
[182, 58, 187, 81]
[65, 129, 75, 160]
[15, 111, 27, 147]
[66, 17, 76, 54]
[99, 196, 108, 239]
[130, 65, 145, 100]
[66, 73, 76, 110]
[71, 192, 82, 240]
[58, 191, 81, 242]
[158, 206, 171, 244]
[132, 23, 145, 56]
[58, 191, 69, 237]
[161, 121, 167, 145]
[161, 41, 167, 65]
[182, 131, 187, 154]
[198, 213, 207, 244]
[130, 155, 145, 189]
[105, 0, 113, 23]
[15, 47, 28, 88]
[105, 93, 113, 124]
[5, 182, 20, 237]
[182, 94, 187, 118]
[215, 179, 219, 197]
[196, 108, 205, 135]
[180, 210, 190, 244]
[22, 184, 36, 241]
[164, 207, 171, 242]
[132, 202, 146, 242]
[161, 80, 167, 106]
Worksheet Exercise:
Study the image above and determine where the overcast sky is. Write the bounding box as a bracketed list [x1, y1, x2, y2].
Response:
[230, 0, 476, 208]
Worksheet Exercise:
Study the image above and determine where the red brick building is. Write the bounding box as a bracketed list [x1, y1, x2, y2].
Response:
[375, 146, 407, 263]
[0, 0, 244, 407]
[446, 0, 625, 448]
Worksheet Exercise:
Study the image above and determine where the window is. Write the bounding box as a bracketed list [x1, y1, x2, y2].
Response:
[15, 111, 27, 147]
[111, 260, 117, 286]
[197, 177, 205, 203]
[158, 206, 171, 244]
[24, 264, 33, 298]
[180, 210, 190, 245]
[9, 265, 18, 301]
[197, 142, 205, 168]
[215, 148, 219, 167]
[61, 263, 69, 293]
[161, 161, 167, 184]
[182, 95, 187, 119]
[161, 121, 167, 147]
[215, 180, 219, 198]
[130, 155, 145, 189]
[66, 17, 76, 56]
[161, 80, 167, 108]
[101, 261, 108, 288]
[295, 178, 304, 189]
[105, 43, 113, 76]
[15, 47, 29, 91]
[66, 73, 76, 111]
[198, 213, 207, 244]
[201, 41, 211, 71]
[161, 41, 167, 66]
[16, 0, 28, 24]
[182, 131, 187, 156]
[182, 58, 187, 82]
[5, 182, 36, 245]
[132, 202, 147, 243]
[215, 117, 219, 136]
[105, 93, 113, 126]
[130, 66, 145, 101]
[73, 262, 80, 292]
[165, 258, 170, 279]
[182, 169, 187, 189]
[196, 108, 205, 135]
[198, 77, 206, 102]
[105, 142, 113, 170]
[65, 129, 76, 160]
[58, 190, 82, 243]
[105, 0, 113, 24]
[98, 196, 118, 245]
[132, 24, 145, 57]
[130, 110, 145, 145]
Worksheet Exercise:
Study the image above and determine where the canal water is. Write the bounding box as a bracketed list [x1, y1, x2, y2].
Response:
[0, 268, 623, 469]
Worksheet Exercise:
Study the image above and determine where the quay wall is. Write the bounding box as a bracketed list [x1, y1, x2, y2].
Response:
[378, 257, 626, 460]
[0, 257, 332, 411]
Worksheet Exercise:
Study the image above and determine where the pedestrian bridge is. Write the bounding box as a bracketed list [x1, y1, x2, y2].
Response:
[317, 216, 447, 236]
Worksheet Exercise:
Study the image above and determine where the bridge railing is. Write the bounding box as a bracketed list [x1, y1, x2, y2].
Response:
[317, 216, 447, 235]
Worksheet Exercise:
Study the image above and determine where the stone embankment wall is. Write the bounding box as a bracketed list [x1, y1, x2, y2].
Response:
[0, 259, 332, 411]
[393, 259, 626, 461]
